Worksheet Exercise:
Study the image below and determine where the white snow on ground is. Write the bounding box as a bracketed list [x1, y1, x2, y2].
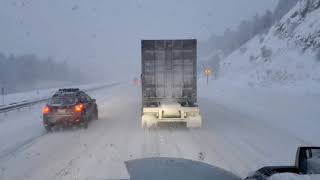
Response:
[0, 82, 318, 180]
[269, 173, 320, 180]
[0, 83, 117, 164]
[0, 89, 56, 106]
[219, 0, 320, 91]
[199, 79, 320, 146]
[0, 104, 45, 159]
[0, 82, 114, 107]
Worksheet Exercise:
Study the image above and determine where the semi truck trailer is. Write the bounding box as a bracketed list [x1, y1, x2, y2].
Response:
[141, 39, 202, 128]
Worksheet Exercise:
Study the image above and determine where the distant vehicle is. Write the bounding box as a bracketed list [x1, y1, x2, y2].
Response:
[141, 39, 202, 128]
[42, 88, 98, 131]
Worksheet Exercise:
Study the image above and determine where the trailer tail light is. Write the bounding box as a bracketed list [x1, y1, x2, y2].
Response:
[42, 106, 50, 114]
[74, 103, 84, 112]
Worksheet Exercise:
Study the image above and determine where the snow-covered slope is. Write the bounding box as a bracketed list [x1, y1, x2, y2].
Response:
[219, 0, 320, 92]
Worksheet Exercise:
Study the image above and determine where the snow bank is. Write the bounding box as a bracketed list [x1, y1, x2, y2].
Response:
[199, 79, 320, 146]
[0, 82, 114, 107]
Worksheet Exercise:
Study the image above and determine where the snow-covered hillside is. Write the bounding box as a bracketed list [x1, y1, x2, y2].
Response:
[219, 0, 320, 92]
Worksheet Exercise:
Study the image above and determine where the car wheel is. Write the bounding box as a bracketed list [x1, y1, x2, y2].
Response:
[45, 125, 52, 132]
[94, 108, 98, 120]
[91, 106, 98, 120]
[83, 122, 88, 129]
[81, 117, 89, 129]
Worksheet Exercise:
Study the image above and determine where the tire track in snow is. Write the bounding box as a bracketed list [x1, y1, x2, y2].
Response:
[142, 127, 161, 157]
[166, 127, 184, 158]
[188, 128, 238, 174]
[0, 131, 46, 162]
[0, 85, 117, 163]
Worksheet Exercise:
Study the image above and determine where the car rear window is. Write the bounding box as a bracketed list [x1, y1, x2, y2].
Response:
[49, 96, 77, 105]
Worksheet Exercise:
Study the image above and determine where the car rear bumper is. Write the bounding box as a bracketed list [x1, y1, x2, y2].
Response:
[43, 114, 82, 126]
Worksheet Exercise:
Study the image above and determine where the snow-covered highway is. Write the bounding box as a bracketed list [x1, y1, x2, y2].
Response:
[0, 83, 318, 180]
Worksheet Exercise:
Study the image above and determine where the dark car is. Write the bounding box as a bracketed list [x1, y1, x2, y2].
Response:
[42, 88, 98, 131]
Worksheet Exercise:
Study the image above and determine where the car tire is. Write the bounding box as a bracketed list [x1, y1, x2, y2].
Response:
[45, 125, 52, 132]
[83, 121, 88, 129]
[93, 108, 98, 120]
[81, 117, 89, 129]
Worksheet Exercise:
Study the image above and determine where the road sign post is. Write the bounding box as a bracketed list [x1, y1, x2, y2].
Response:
[204, 68, 213, 85]
[1, 87, 4, 105]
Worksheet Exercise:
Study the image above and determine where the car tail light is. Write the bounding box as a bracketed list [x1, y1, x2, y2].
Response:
[74, 103, 84, 112]
[42, 106, 50, 114]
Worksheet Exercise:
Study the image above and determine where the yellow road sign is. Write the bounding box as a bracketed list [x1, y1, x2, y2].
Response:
[204, 68, 212, 76]
[204, 68, 213, 84]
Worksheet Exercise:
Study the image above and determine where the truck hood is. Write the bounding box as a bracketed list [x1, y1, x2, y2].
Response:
[125, 157, 241, 180]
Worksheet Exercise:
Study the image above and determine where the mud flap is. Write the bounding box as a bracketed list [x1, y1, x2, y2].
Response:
[186, 115, 202, 128]
[141, 114, 157, 128]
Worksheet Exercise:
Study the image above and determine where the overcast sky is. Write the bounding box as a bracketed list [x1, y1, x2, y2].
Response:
[0, 0, 278, 81]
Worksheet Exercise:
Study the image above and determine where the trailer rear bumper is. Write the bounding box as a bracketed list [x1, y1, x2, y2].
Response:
[142, 114, 201, 128]
[141, 103, 202, 128]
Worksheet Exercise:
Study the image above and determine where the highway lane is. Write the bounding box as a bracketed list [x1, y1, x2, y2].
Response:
[0, 84, 119, 161]
[0, 83, 307, 180]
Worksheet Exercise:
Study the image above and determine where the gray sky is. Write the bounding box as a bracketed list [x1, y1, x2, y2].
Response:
[0, 0, 278, 81]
